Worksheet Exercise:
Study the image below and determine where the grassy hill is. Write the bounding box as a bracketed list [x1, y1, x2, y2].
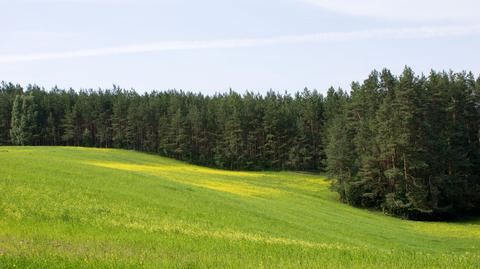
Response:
[0, 146, 479, 268]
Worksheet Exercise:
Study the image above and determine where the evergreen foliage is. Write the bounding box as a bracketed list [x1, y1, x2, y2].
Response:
[10, 93, 37, 145]
[1, 84, 326, 171]
[326, 68, 480, 219]
[1, 67, 479, 219]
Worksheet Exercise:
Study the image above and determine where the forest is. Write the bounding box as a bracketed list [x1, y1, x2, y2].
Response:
[1, 67, 479, 220]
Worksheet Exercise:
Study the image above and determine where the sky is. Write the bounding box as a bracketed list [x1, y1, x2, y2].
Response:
[2, 0, 480, 94]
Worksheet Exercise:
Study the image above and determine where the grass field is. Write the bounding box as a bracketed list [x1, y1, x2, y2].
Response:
[1, 146, 479, 268]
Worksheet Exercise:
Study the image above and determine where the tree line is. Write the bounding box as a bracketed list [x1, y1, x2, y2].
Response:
[1, 67, 479, 219]
[0, 84, 325, 171]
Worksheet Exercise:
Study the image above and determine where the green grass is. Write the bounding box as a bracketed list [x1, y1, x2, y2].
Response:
[0, 146, 479, 268]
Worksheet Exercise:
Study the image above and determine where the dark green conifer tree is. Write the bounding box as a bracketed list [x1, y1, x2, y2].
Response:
[10, 95, 24, 145]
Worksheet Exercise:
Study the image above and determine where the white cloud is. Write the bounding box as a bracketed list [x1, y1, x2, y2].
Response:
[1, 24, 480, 64]
[304, 0, 480, 22]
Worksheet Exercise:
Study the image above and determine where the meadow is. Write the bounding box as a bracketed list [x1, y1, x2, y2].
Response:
[0, 146, 479, 268]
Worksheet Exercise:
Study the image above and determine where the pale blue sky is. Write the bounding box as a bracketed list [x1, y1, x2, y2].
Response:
[2, 0, 480, 94]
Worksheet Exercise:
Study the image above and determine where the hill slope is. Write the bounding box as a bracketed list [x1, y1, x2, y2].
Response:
[0, 147, 479, 268]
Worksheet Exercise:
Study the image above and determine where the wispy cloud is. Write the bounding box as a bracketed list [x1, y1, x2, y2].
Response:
[304, 0, 480, 22]
[2, 24, 480, 64]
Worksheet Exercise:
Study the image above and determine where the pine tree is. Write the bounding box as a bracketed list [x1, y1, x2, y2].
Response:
[262, 92, 280, 169]
[126, 103, 141, 150]
[186, 104, 202, 162]
[46, 112, 57, 145]
[325, 103, 356, 203]
[112, 94, 129, 148]
[348, 72, 385, 207]
[10, 95, 24, 145]
[324, 88, 357, 201]
[223, 106, 244, 169]
[168, 108, 188, 160]
[10, 94, 37, 145]
[376, 72, 405, 211]
[0, 83, 20, 145]
[62, 105, 80, 146]
[243, 92, 263, 170]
